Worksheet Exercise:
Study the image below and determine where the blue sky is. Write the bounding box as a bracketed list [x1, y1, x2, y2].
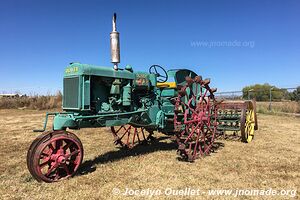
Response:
[0, 0, 299, 94]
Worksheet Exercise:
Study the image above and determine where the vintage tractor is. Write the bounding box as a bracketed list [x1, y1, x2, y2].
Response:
[27, 13, 258, 182]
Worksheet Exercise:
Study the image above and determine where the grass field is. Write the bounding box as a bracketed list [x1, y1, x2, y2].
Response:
[0, 109, 299, 199]
[256, 101, 300, 114]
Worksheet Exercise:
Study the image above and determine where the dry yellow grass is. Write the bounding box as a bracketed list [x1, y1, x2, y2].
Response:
[0, 109, 299, 199]
[256, 101, 300, 114]
[0, 93, 62, 110]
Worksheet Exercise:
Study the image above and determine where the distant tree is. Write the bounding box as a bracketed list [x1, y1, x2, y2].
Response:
[56, 90, 62, 100]
[289, 86, 300, 101]
[242, 83, 287, 101]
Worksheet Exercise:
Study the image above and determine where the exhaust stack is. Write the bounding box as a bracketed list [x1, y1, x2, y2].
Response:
[110, 13, 120, 70]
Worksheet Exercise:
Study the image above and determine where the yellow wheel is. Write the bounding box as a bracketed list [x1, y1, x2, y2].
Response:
[241, 102, 256, 143]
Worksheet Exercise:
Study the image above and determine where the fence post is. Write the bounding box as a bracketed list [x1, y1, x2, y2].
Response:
[248, 89, 254, 100]
[269, 87, 274, 111]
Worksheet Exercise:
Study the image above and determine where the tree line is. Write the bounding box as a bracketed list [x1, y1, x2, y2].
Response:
[242, 84, 300, 101]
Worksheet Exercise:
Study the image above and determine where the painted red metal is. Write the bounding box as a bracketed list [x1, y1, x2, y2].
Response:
[27, 131, 83, 182]
[174, 77, 218, 161]
[111, 125, 154, 148]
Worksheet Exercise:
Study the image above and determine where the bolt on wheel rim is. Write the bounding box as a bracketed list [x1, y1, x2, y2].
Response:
[37, 137, 81, 181]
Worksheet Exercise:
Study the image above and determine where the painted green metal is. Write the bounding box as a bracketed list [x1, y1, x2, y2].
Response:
[33, 112, 59, 132]
[122, 83, 131, 106]
[52, 109, 149, 130]
[64, 63, 135, 79]
[35, 65, 196, 134]
[35, 64, 253, 135]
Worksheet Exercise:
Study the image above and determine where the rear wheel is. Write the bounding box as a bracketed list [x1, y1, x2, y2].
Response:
[174, 76, 218, 161]
[111, 125, 154, 148]
[27, 131, 83, 182]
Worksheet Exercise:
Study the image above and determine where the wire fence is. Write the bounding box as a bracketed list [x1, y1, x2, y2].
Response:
[215, 87, 299, 100]
[215, 87, 300, 113]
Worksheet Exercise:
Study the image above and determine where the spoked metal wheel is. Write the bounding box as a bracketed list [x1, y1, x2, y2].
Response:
[241, 101, 257, 143]
[27, 131, 83, 182]
[174, 76, 218, 161]
[111, 125, 154, 148]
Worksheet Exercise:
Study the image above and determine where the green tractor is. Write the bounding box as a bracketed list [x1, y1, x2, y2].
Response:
[27, 13, 258, 182]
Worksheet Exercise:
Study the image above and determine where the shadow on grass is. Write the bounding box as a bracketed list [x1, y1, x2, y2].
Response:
[77, 137, 224, 176]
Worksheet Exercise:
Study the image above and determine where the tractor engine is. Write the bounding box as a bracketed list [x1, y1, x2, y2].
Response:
[62, 63, 157, 114]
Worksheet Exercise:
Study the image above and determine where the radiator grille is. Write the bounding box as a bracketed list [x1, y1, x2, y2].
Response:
[63, 77, 79, 109]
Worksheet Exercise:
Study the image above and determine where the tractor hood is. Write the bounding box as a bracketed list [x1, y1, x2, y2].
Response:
[64, 62, 135, 79]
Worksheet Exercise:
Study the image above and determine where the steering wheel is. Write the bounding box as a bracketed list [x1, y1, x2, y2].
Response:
[149, 64, 168, 83]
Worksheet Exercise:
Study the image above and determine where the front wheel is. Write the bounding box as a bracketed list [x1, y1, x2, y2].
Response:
[27, 131, 83, 182]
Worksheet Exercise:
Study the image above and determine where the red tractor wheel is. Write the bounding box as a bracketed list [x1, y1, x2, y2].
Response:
[111, 125, 154, 148]
[27, 131, 83, 182]
[174, 76, 218, 161]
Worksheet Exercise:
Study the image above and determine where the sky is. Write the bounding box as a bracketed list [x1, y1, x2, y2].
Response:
[0, 0, 299, 94]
